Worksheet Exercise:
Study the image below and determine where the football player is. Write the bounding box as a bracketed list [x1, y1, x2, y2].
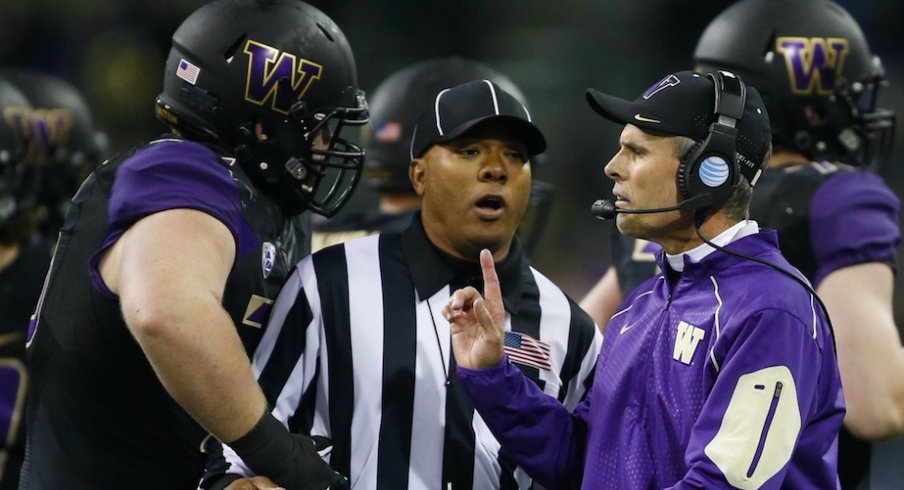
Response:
[0, 77, 42, 490]
[1, 69, 108, 240]
[21, 1, 366, 489]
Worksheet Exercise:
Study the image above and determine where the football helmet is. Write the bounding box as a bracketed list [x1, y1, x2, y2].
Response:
[155, 0, 368, 217]
[0, 78, 32, 232]
[364, 57, 529, 192]
[1, 69, 107, 169]
[693, 0, 895, 168]
[1, 69, 108, 236]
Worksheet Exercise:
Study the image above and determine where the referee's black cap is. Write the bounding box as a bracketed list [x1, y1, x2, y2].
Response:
[410, 79, 547, 159]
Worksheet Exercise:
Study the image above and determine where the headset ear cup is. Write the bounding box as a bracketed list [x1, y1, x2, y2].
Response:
[678, 139, 741, 207]
[677, 140, 705, 200]
[704, 155, 737, 205]
[677, 71, 747, 212]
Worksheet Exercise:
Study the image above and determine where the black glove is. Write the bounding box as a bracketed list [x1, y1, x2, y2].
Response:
[229, 411, 346, 490]
[312, 436, 349, 490]
[326, 471, 350, 490]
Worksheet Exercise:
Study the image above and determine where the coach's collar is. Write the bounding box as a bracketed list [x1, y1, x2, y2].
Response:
[402, 212, 524, 313]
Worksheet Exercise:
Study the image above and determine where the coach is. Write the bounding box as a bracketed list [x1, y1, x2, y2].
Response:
[445, 71, 845, 489]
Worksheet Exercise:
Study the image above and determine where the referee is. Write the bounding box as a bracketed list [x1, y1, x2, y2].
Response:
[311, 56, 554, 258]
[202, 80, 602, 490]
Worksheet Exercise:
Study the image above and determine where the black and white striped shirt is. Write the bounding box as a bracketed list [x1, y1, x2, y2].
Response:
[209, 216, 601, 489]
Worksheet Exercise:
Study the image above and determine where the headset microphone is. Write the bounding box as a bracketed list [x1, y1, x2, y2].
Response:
[591, 193, 714, 220]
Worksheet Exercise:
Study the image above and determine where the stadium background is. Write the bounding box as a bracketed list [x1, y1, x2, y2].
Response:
[3, 0, 902, 323]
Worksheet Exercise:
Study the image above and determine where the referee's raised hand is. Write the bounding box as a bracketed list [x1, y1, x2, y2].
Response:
[443, 249, 506, 369]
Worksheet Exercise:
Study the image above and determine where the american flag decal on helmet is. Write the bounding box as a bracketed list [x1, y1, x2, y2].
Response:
[374, 121, 402, 143]
[504, 331, 552, 371]
[177, 59, 201, 85]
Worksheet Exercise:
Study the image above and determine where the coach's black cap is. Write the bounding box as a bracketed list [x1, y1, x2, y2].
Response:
[586, 70, 771, 182]
[410, 79, 546, 158]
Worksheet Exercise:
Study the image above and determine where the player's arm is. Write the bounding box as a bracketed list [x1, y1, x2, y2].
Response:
[102, 209, 341, 490]
[202, 260, 327, 489]
[818, 262, 904, 440]
[578, 265, 622, 332]
[807, 172, 904, 440]
[100, 208, 264, 442]
[670, 309, 836, 489]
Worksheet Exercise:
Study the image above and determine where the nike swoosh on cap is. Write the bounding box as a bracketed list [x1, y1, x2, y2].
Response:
[634, 114, 661, 123]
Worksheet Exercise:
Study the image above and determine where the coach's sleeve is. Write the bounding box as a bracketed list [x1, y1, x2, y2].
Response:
[458, 355, 590, 489]
[668, 309, 828, 489]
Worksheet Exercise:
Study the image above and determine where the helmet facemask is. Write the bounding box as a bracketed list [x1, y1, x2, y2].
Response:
[238, 86, 369, 217]
[783, 68, 896, 170]
[845, 68, 895, 170]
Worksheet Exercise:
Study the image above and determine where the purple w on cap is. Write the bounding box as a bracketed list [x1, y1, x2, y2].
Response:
[642, 74, 681, 100]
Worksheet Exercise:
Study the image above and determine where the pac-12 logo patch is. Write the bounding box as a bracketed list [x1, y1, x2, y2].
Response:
[261, 241, 276, 279]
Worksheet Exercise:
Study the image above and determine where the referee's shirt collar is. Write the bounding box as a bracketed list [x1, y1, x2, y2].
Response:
[402, 211, 525, 313]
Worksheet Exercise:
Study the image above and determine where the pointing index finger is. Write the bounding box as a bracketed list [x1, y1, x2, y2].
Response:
[479, 249, 503, 320]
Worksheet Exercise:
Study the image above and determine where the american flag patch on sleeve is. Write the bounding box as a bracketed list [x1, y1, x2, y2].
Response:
[177, 58, 201, 85]
[504, 331, 552, 371]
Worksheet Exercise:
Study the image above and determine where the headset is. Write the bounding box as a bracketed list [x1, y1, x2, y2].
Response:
[593, 71, 745, 219]
[677, 71, 745, 208]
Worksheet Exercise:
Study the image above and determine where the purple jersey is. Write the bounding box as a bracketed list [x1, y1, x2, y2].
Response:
[23, 138, 309, 489]
[808, 167, 900, 285]
[459, 230, 844, 489]
[87, 139, 257, 295]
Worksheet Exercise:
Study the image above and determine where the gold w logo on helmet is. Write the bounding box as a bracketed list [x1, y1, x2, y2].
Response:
[243, 39, 323, 115]
[776, 37, 850, 96]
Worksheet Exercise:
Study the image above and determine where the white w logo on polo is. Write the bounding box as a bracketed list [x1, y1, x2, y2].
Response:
[673, 321, 705, 365]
